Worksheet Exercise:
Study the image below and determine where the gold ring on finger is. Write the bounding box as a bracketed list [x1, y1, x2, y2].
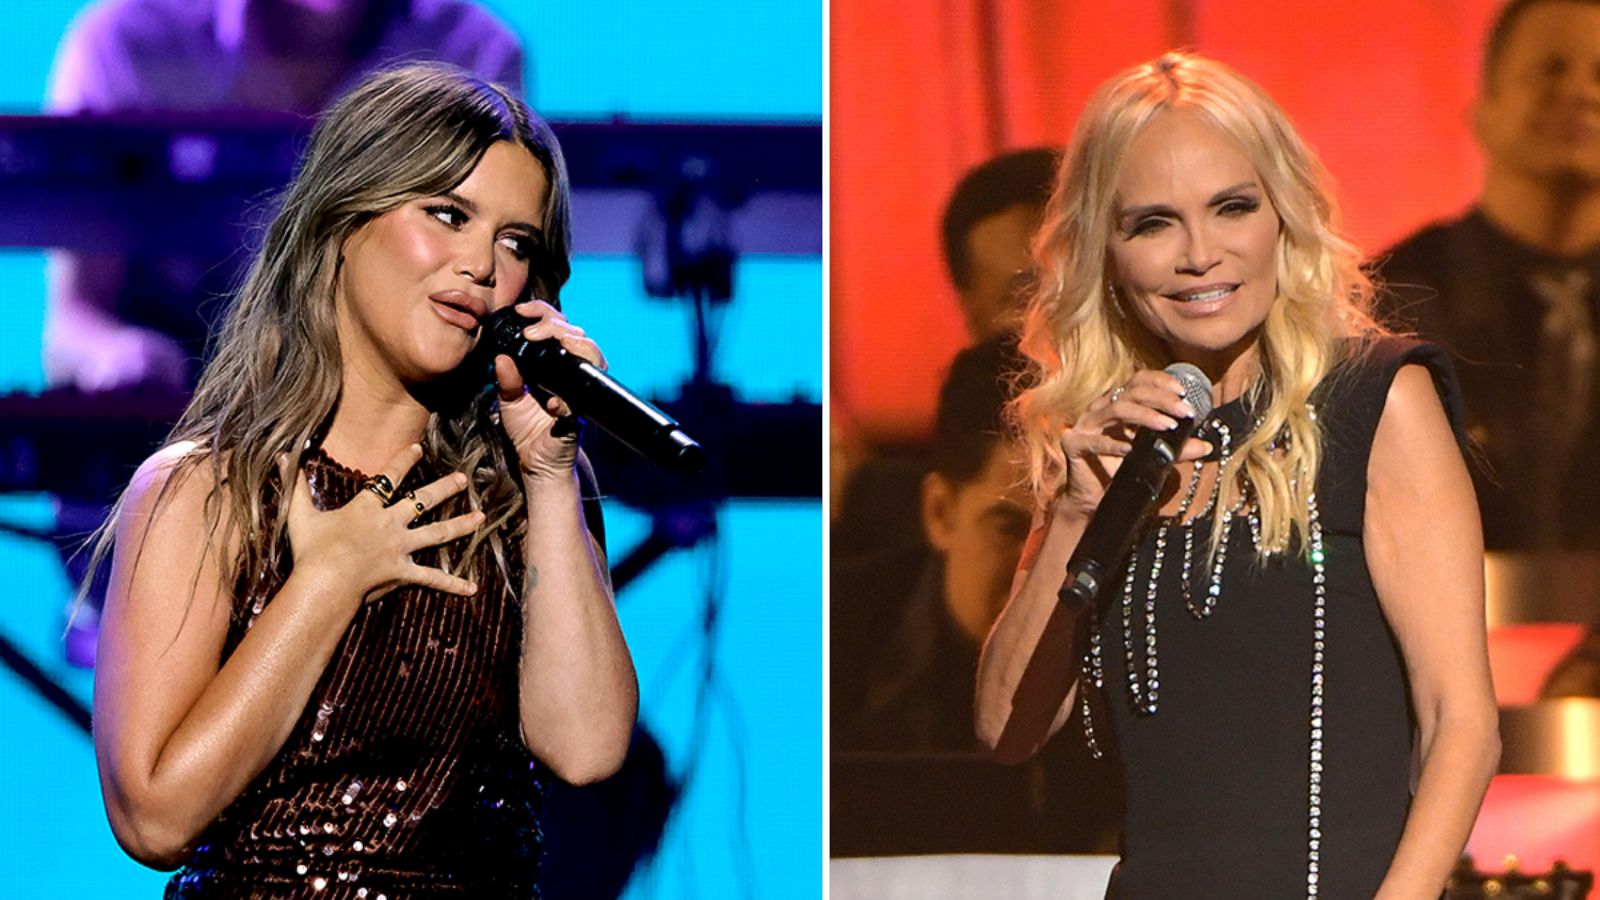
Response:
[364, 475, 396, 504]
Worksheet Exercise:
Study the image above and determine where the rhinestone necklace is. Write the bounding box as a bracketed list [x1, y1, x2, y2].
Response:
[1079, 414, 1330, 899]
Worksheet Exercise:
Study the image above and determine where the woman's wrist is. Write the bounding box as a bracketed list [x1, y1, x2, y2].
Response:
[282, 562, 366, 618]
[519, 462, 580, 495]
[1049, 490, 1095, 527]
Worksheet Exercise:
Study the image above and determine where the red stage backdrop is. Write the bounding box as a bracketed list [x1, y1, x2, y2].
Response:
[832, 0, 1498, 438]
[832, 0, 1599, 877]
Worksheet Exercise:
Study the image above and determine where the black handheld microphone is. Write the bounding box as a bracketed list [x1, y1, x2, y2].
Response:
[484, 307, 705, 474]
[1059, 363, 1214, 611]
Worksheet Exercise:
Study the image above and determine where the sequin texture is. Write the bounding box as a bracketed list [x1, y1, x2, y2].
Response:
[162, 448, 601, 898]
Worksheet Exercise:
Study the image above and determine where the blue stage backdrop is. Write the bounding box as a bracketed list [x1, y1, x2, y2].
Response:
[0, 2, 821, 898]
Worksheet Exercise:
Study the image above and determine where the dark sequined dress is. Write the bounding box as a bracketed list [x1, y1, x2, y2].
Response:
[1091, 339, 1467, 899]
[165, 448, 604, 899]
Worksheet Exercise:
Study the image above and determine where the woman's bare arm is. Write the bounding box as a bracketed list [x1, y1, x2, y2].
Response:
[515, 464, 638, 784]
[489, 306, 637, 784]
[977, 369, 1206, 762]
[94, 443, 477, 868]
[975, 503, 1092, 762]
[1366, 365, 1500, 899]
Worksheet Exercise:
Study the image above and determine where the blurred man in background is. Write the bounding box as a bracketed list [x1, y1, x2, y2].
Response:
[46, 0, 523, 393]
[940, 148, 1060, 343]
[1380, 0, 1600, 693]
[1381, 0, 1600, 549]
[832, 337, 1121, 856]
[44, 0, 522, 666]
[833, 337, 1031, 752]
[832, 147, 1057, 557]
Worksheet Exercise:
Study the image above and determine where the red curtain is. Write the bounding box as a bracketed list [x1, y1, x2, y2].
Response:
[831, 0, 1498, 437]
[832, 1, 1597, 872]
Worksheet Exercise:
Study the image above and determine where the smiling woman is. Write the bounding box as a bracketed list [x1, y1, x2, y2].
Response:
[80, 63, 636, 898]
[974, 53, 1500, 898]
[1108, 110, 1281, 396]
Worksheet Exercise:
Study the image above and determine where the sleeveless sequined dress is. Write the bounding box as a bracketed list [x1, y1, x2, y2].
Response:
[165, 448, 605, 899]
[1086, 338, 1466, 899]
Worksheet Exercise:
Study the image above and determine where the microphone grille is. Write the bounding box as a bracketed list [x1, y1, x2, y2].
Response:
[1165, 362, 1215, 420]
[484, 306, 528, 353]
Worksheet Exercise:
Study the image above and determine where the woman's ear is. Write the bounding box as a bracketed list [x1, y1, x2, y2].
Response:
[330, 228, 362, 304]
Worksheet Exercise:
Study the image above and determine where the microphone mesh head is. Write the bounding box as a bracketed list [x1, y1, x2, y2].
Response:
[484, 306, 526, 353]
[1165, 362, 1215, 420]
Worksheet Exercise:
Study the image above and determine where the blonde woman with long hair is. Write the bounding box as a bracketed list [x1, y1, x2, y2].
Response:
[89, 63, 636, 897]
[974, 54, 1498, 898]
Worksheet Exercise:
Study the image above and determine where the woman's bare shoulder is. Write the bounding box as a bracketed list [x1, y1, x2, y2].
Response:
[1373, 364, 1454, 453]
[107, 442, 249, 634]
[118, 441, 232, 543]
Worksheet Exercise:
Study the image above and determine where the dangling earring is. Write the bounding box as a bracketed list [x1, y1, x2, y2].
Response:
[1106, 281, 1125, 320]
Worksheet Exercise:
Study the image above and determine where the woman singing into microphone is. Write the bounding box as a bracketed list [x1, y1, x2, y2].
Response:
[975, 54, 1498, 898]
[87, 63, 636, 897]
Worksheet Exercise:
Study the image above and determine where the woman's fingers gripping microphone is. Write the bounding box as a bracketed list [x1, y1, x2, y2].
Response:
[512, 300, 608, 420]
[493, 353, 527, 403]
[1105, 373, 1198, 432]
[1175, 437, 1215, 464]
[518, 317, 607, 372]
[1062, 424, 1133, 460]
[1119, 371, 1211, 462]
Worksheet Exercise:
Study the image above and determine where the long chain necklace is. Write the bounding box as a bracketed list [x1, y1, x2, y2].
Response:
[1084, 418, 1242, 727]
[1078, 414, 1330, 899]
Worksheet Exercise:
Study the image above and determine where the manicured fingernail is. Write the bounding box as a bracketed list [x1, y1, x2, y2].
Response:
[465, 582, 478, 594]
[1159, 416, 1180, 430]
[1178, 400, 1196, 417]
[455, 473, 469, 486]
[411, 442, 423, 453]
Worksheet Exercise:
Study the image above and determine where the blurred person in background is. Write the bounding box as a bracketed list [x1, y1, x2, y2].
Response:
[833, 337, 1031, 752]
[1379, 0, 1600, 695]
[1381, 0, 1600, 550]
[47, 0, 523, 393]
[832, 148, 1057, 557]
[942, 148, 1063, 343]
[47, 0, 522, 666]
[832, 336, 1121, 855]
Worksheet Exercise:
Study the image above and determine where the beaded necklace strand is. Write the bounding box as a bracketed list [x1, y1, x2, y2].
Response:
[1078, 413, 1329, 899]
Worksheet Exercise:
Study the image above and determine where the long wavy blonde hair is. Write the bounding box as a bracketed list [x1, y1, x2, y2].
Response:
[1012, 52, 1383, 558]
[87, 63, 572, 608]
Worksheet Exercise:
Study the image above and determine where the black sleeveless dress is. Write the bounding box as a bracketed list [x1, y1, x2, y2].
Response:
[1091, 338, 1466, 899]
[165, 448, 605, 899]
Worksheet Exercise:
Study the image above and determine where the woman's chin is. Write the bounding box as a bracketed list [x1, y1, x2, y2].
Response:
[1159, 326, 1263, 372]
